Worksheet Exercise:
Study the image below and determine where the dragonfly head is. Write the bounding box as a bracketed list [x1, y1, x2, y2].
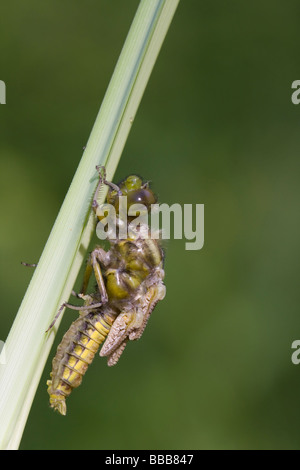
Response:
[107, 175, 157, 214]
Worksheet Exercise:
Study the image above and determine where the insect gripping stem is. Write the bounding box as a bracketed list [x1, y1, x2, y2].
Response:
[47, 172, 166, 414]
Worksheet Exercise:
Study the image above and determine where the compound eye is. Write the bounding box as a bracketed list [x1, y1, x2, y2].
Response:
[124, 175, 142, 191]
[127, 189, 156, 208]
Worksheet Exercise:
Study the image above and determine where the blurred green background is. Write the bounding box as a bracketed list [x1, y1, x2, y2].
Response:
[1, 0, 300, 450]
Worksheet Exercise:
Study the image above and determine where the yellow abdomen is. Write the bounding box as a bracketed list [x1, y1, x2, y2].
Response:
[47, 311, 114, 415]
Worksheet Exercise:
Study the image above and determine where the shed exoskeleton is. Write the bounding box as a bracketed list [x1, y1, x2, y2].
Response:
[47, 167, 166, 415]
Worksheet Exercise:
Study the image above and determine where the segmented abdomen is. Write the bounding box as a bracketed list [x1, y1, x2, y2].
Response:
[47, 310, 114, 415]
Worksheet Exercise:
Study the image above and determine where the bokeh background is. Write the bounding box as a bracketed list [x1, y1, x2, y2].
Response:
[0, 0, 300, 450]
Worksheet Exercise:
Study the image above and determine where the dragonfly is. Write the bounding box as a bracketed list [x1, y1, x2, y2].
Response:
[46, 166, 166, 415]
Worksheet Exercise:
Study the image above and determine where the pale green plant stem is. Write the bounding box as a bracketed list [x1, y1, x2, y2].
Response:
[0, 0, 180, 450]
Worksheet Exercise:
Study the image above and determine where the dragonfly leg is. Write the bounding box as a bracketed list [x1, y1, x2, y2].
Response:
[46, 298, 103, 333]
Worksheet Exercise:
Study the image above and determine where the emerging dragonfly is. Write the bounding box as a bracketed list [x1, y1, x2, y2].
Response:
[47, 166, 166, 415]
